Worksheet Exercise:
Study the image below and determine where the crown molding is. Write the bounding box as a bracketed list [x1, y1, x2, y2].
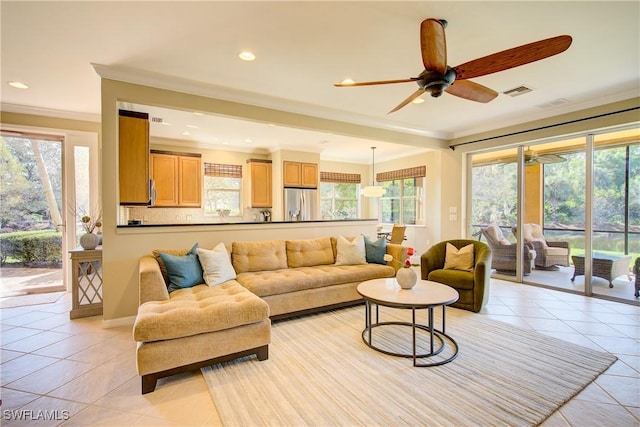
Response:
[454, 88, 640, 139]
[0, 103, 100, 123]
[91, 63, 447, 140]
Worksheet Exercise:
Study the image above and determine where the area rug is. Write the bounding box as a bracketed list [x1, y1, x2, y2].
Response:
[202, 306, 617, 426]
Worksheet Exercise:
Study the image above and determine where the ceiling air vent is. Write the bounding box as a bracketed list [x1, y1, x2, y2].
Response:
[151, 117, 163, 123]
[503, 85, 533, 97]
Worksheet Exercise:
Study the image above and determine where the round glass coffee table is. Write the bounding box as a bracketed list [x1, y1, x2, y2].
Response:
[357, 278, 459, 367]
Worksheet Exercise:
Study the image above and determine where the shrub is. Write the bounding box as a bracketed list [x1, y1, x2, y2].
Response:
[0, 230, 62, 266]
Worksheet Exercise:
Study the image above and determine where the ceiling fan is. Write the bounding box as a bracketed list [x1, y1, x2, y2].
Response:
[334, 18, 572, 113]
[523, 148, 566, 165]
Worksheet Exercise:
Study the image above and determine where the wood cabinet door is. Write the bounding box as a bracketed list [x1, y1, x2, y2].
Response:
[301, 162, 318, 188]
[150, 153, 178, 206]
[119, 114, 149, 205]
[251, 162, 272, 207]
[283, 161, 301, 187]
[179, 156, 202, 207]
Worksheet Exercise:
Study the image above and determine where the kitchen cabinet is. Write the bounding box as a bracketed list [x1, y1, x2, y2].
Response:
[119, 110, 150, 205]
[283, 161, 318, 188]
[150, 150, 202, 207]
[247, 159, 272, 208]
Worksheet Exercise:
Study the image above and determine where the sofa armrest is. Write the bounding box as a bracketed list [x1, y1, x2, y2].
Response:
[386, 243, 408, 272]
[139, 255, 170, 305]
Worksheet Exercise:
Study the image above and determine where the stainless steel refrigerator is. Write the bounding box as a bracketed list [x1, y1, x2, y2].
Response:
[284, 188, 318, 221]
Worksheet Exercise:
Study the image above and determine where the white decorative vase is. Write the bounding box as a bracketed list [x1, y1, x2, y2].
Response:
[396, 267, 417, 289]
[80, 233, 100, 250]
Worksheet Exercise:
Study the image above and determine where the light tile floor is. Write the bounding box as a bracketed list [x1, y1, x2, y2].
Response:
[1, 279, 638, 426]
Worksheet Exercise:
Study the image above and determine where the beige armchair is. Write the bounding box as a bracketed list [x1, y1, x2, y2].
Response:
[481, 225, 535, 275]
[513, 224, 570, 269]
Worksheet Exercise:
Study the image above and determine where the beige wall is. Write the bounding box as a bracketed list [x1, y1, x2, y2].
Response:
[98, 78, 451, 323]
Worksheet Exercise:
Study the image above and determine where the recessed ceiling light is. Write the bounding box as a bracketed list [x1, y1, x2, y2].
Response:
[186, 125, 199, 129]
[244, 138, 253, 143]
[340, 78, 355, 85]
[182, 131, 192, 136]
[412, 98, 425, 104]
[238, 51, 256, 61]
[8, 81, 29, 89]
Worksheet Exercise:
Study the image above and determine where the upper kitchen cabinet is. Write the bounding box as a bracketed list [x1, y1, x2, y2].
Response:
[247, 159, 272, 208]
[150, 150, 202, 207]
[119, 110, 150, 205]
[283, 161, 318, 188]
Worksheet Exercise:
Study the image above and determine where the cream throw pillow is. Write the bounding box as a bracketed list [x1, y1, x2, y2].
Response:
[335, 235, 367, 266]
[197, 243, 236, 286]
[444, 243, 475, 271]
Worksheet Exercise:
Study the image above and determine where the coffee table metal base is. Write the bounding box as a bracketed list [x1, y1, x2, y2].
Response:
[362, 301, 459, 367]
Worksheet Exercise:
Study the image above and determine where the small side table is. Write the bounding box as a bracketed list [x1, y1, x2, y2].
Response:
[69, 246, 103, 319]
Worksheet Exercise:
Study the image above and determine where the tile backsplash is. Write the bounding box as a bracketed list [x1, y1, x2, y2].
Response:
[121, 206, 269, 225]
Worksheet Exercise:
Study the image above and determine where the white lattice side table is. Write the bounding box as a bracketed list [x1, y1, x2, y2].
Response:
[69, 246, 103, 319]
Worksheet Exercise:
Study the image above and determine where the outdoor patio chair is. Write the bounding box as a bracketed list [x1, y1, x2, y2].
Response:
[480, 224, 535, 275]
[513, 223, 570, 270]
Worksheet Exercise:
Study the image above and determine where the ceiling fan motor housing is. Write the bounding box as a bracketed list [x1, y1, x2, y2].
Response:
[418, 68, 457, 97]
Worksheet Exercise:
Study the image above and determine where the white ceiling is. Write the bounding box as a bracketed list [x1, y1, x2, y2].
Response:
[1, 1, 638, 163]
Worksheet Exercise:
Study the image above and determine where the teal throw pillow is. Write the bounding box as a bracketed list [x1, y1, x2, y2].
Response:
[159, 243, 204, 293]
[364, 236, 387, 265]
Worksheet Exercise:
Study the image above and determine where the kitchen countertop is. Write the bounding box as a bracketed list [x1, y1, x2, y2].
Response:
[117, 218, 378, 228]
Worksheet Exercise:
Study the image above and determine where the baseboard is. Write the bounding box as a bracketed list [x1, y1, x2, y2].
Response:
[102, 315, 136, 329]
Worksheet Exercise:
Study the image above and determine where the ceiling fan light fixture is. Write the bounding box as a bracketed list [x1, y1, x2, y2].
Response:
[340, 78, 355, 85]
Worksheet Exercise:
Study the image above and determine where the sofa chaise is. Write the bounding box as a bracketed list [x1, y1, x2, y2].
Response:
[134, 236, 406, 393]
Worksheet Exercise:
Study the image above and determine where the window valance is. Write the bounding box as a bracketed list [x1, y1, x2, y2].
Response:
[377, 165, 426, 182]
[320, 171, 361, 184]
[204, 163, 242, 178]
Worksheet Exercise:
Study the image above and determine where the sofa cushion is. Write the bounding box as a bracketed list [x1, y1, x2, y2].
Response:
[237, 264, 395, 297]
[232, 240, 287, 273]
[197, 243, 236, 286]
[133, 281, 269, 342]
[158, 243, 204, 293]
[364, 236, 387, 264]
[152, 247, 190, 286]
[444, 243, 474, 272]
[286, 237, 334, 268]
[335, 235, 367, 266]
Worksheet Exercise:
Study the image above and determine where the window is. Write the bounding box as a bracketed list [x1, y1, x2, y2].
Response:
[320, 171, 360, 219]
[203, 163, 242, 217]
[378, 166, 426, 225]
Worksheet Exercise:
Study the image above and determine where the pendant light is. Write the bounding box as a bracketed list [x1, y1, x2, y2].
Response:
[361, 147, 386, 197]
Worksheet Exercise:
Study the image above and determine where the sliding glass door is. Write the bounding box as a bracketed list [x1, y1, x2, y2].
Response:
[469, 125, 639, 303]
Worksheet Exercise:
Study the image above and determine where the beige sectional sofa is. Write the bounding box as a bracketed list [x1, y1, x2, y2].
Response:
[134, 236, 406, 393]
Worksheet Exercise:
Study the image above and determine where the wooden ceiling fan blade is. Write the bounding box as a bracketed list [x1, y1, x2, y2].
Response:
[334, 78, 418, 87]
[421, 18, 447, 74]
[454, 35, 573, 80]
[445, 80, 498, 103]
[388, 89, 425, 114]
